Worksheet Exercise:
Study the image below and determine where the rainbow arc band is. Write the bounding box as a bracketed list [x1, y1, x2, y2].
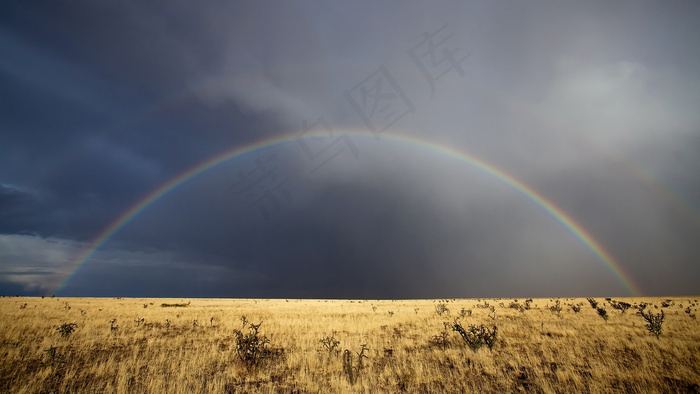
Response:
[53, 130, 642, 296]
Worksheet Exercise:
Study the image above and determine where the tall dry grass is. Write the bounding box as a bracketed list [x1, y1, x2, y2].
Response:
[1, 296, 698, 393]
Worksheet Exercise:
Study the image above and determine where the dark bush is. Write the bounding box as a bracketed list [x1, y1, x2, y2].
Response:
[451, 320, 497, 351]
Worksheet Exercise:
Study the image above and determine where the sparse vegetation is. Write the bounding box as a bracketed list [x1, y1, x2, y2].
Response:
[160, 302, 189, 308]
[232, 320, 276, 368]
[450, 320, 497, 351]
[320, 333, 340, 354]
[641, 310, 665, 338]
[431, 323, 452, 350]
[41, 345, 66, 369]
[435, 303, 450, 316]
[488, 305, 496, 320]
[587, 297, 598, 309]
[0, 297, 697, 392]
[549, 299, 562, 317]
[611, 300, 632, 314]
[596, 307, 609, 322]
[342, 344, 368, 385]
[684, 307, 697, 320]
[56, 322, 78, 338]
[476, 300, 490, 309]
[636, 302, 648, 314]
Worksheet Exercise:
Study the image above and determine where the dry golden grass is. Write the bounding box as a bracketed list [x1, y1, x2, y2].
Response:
[1, 296, 698, 393]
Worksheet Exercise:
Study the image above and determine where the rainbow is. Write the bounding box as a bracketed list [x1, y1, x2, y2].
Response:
[52, 130, 643, 296]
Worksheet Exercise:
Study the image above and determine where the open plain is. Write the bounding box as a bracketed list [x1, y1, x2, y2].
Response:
[1, 296, 698, 393]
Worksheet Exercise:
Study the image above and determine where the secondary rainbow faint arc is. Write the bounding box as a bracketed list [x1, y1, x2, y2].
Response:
[54, 130, 642, 296]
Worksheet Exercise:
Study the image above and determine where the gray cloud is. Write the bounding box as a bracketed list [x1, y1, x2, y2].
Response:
[1, 1, 698, 297]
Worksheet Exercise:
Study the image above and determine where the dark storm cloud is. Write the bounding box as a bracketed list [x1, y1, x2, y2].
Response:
[1, 1, 290, 240]
[1, 1, 699, 297]
[0, 183, 39, 233]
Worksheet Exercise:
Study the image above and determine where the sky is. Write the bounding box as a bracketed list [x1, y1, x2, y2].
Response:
[1, 1, 699, 298]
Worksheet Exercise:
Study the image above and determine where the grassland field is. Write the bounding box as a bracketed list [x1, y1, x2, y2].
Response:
[1, 296, 698, 393]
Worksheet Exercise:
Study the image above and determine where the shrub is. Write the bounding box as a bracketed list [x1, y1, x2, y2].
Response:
[611, 301, 631, 314]
[571, 304, 581, 313]
[684, 307, 697, 319]
[451, 320, 497, 351]
[161, 303, 188, 308]
[56, 323, 77, 338]
[435, 303, 450, 316]
[641, 310, 664, 338]
[476, 301, 490, 309]
[549, 300, 562, 317]
[320, 333, 340, 354]
[636, 302, 648, 314]
[232, 321, 273, 368]
[342, 344, 368, 385]
[596, 307, 608, 322]
[431, 323, 452, 350]
[587, 298, 598, 309]
[42, 345, 65, 369]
